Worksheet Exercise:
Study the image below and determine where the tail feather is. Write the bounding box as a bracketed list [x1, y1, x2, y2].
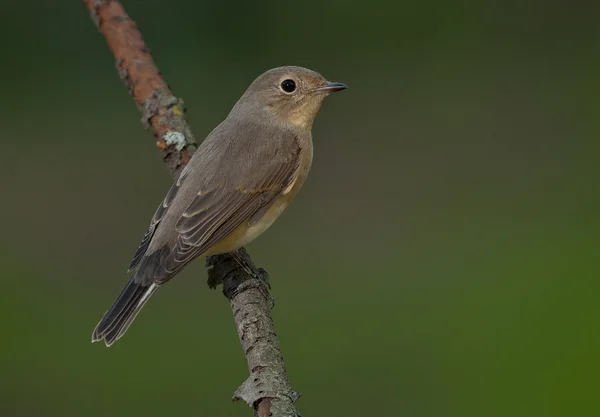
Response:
[103, 285, 158, 345]
[99, 288, 146, 344]
[92, 278, 158, 347]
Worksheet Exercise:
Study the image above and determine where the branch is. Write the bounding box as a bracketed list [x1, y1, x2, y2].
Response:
[83, 1, 300, 416]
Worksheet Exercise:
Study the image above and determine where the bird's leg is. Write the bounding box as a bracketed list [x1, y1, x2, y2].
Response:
[229, 250, 275, 308]
[256, 267, 275, 309]
[229, 250, 260, 281]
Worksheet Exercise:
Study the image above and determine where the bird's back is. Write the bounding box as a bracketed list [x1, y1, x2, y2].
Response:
[149, 117, 294, 247]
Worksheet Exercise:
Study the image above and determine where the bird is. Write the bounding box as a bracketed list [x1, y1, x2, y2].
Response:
[92, 66, 347, 346]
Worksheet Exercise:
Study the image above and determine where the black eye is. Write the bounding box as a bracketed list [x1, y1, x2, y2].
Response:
[280, 79, 296, 93]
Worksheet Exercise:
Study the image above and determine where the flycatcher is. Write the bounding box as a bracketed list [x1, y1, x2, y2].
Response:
[92, 66, 347, 346]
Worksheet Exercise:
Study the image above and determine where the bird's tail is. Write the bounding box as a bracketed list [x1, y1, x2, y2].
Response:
[92, 278, 158, 347]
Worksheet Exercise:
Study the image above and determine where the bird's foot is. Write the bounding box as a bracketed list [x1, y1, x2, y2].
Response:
[256, 268, 275, 309]
[227, 250, 274, 308]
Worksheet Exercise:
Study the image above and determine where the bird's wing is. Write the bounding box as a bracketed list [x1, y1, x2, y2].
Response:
[127, 173, 184, 272]
[135, 125, 302, 285]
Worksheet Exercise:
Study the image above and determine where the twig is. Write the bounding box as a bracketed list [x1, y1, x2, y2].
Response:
[83, 1, 300, 415]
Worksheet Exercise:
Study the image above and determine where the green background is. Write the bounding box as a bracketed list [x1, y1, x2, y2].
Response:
[1, 1, 599, 416]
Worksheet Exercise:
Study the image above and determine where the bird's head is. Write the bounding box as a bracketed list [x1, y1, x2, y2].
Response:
[234, 66, 347, 129]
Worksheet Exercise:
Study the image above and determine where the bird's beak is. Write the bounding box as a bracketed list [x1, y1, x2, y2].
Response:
[314, 81, 348, 94]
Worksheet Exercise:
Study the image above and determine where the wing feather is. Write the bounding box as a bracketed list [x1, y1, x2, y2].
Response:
[154, 137, 301, 282]
[127, 172, 187, 271]
[131, 120, 304, 286]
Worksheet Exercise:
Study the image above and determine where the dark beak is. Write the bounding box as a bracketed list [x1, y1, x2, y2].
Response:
[314, 81, 348, 94]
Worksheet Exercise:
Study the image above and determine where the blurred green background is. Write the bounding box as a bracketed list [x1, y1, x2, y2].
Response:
[1, 0, 599, 416]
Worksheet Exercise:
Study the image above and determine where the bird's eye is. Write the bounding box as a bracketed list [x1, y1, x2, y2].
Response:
[280, 79, 296, 93]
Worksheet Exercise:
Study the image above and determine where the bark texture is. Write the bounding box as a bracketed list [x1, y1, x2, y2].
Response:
[83, 1, 300, 415]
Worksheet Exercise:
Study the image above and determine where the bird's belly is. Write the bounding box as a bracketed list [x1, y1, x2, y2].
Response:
[238, 198, 289, 247]
[203, 196, 290, 256]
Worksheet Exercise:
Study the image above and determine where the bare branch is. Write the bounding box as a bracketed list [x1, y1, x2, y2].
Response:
[83, 1, 300, 415]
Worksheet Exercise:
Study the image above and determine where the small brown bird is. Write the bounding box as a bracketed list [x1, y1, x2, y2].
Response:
[92, 66, 347, 346]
